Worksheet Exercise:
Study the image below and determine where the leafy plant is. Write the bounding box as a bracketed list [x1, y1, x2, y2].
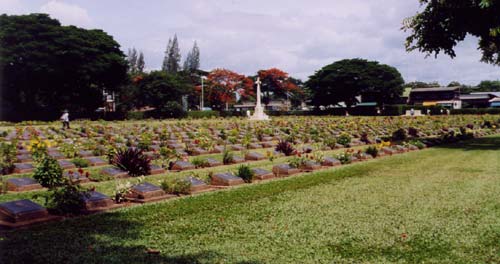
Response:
[275, 140, 296, 156]
[392, 128, 408, 141]
[191, 157, 210, 168]
[409, 140, 425, 149]
[71, 157, 90, 168]
[236, 164, 254, 183]
[337, 133, 351, 147]
[59, 142, 78, 158]
[33, 155, 64, 188]
[323, 137, 337, 149]
[288, 155, 307, 168]
[365, 146, 379, 157]
[222, 149, 234, 165]
[42, 179, 90, 215]
[114, 176, 144, 203]
[336, 150, 353, 164]
[0, 142, 16, 175]
[112, 148, 151, 177]
[160, 178, 191, 195]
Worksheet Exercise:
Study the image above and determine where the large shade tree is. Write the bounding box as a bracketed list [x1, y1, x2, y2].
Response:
[128, 71, 191, 118]
[205, 69, 254, 110]
[0, 14, 128, 121]
[257, 68, 300, 105]
[306, 59, 404, 108]
[403, 0, 500, 65]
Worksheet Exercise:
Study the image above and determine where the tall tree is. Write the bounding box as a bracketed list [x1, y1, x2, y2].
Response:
[162, 34, 181, 73]
[205, 69, 254, 110]
[183, 41, 200, 72]
[257, 68, 300, 105]
[137, 52, 145, 73]
[162, 38, 172, 72]
[307, 59, 404, 108]
[127, 48, 138, 74]
[403, 0, 500, 65]
[0, 14, 128, 121]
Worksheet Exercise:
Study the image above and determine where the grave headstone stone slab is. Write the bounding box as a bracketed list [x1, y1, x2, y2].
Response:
[248, 143, 262, 149]
[261, 142, 275, 148]
[322, 157, 341, 167]
[206, 158, 222, 167]
[48, 151, 65, 160]
[81, 191, 115, 211]
[231, 145, 245, 151]
[126, 182, 169, 203]
[251, 168, 274, 180]
[149, 164, 166, 175]
[211, 172, 245, 186]
[211, 145, 224, 153]
[85, 157, 107, 166]
[272, 164, 300, 176]
[100, 167, 128, 178]
[16, 154, 32, 163]
[230, 156, 245, 164]
[58, 160, 76, 170]
[187, 176, 210, 193]
[171, 161, 195, 171]
[0, 199, 49, 224]
[300, 161, 322, 172]
[191, 147, 209, 156]
[381, 147, 396, 155]
[245, 152, 265, 161]
[63, 171, 90, 184]
[7, 177, 43, 192]
[79, 150, 94, 157]
[13, 163, 34, 174]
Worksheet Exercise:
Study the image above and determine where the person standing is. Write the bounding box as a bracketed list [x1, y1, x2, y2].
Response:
[60, 110, 70, 129]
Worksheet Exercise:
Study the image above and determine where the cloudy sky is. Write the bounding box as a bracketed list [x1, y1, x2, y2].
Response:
[2, 0, 499, 85]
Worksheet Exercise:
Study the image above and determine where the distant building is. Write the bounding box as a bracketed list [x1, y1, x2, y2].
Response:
[408, 87, 460, 106]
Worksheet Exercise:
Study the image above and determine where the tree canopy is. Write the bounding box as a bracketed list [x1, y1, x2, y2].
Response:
[256, 68, 300, 105]
[403, 0, 500, 65]
[0, 13, 128, 121]
[205, 69, 254, 110]
[306, 59, 404, 108]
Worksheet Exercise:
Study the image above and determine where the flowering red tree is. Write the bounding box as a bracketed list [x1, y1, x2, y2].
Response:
[206, 69, 254, 110]
[257, 68, 301, 105]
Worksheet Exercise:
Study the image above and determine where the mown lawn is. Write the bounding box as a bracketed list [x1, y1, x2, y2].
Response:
[1, 136, 499, 263]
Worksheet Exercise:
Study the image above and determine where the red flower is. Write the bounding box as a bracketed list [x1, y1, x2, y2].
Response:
[68, 170, 73, 174]
[78, 168, 84, 174]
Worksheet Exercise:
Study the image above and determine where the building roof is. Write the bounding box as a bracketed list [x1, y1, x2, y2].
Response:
[410, 87, 460, 93]
[459, 94, 491, 100]
[471, 92, 500, 98]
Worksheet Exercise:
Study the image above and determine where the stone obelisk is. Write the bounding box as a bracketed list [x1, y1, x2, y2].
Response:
[249, 77, 270, 121]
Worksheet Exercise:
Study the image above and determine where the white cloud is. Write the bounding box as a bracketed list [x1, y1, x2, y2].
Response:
[40, 1, 92, 28]
[0, 0, 24, 14]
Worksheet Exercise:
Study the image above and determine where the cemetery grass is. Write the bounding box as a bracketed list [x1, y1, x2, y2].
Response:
[1, 136, 500, 263]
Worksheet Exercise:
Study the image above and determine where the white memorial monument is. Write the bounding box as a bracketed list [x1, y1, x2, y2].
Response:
[249, 77, 270, 121]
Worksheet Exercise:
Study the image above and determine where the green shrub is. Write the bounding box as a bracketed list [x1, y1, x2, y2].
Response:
[59, 143, 78, 158]
[127, 111, 145, 120]
[43, 180, 90, 215]
[365, 146, 379, 157]
[191, 157, 210, 168]
[337, 133, 351, 147]
[336, 151, 352, 164]
[409, 140, 425, 149]
[222, 149, 234, 165]
[161, 178, 191, 195]
[392, 128, 408, 141]
[72, 157, 90, 168]
[187, 111, 220, 119]
[236, 164, 254, 183]
[0, 142, 16, 175]
[33, 156, 64, 188]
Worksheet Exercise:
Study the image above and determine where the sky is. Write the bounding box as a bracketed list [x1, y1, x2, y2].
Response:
[2, 0, 499, 85]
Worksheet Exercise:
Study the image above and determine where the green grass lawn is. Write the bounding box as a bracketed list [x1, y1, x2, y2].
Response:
[1, 136, 499, 263]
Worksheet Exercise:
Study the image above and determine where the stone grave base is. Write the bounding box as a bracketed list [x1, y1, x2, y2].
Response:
[0, 214, 62, 229]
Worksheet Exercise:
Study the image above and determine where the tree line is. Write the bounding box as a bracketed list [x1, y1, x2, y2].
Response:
[2, 3, 500, 120]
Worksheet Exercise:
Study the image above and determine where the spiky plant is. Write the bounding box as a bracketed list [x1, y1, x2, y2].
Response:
[112, 148, 151, 176]
[275, 140, 296, 156]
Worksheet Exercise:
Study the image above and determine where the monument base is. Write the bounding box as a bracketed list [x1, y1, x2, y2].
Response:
[248, 107, 270, 121]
